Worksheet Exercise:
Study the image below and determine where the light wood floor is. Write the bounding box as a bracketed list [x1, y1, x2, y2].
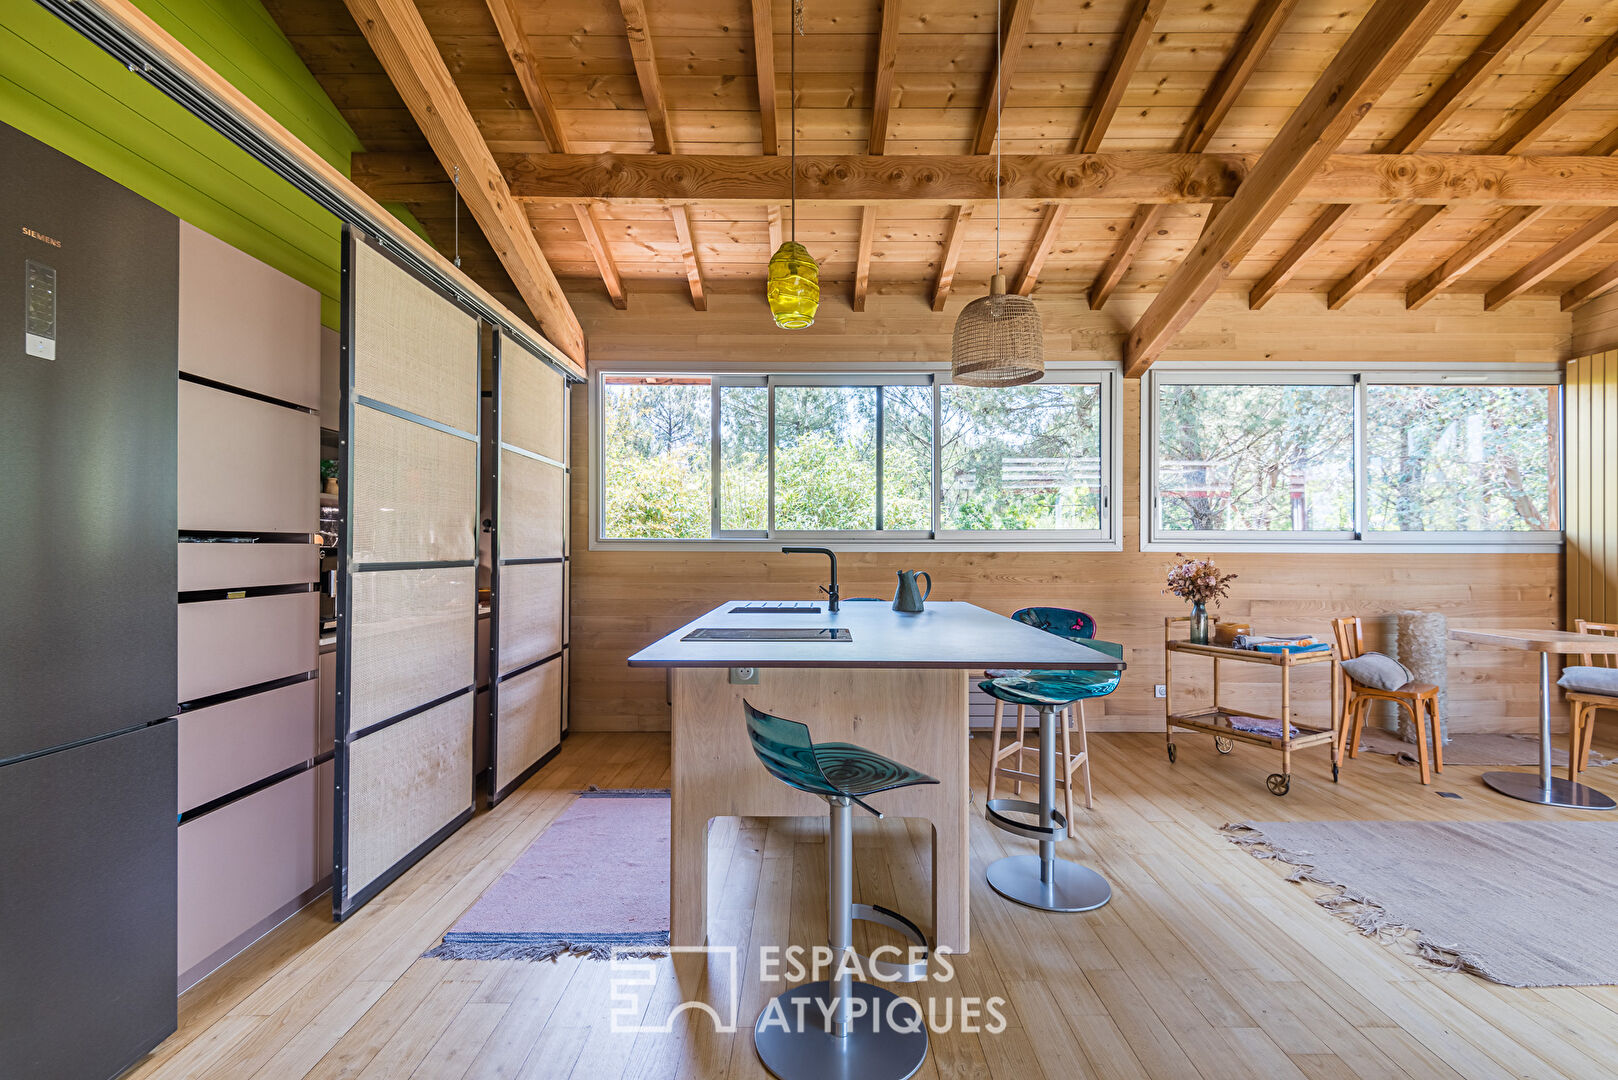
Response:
[130, 730, 1618, 1080]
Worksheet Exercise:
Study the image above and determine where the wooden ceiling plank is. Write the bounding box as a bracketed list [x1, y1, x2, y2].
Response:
[1405, 204, 1553, 309]
[854, 204, 877, 311]
[1074, 0, 1167, 155]
[481, 151, 1618, 205]
[766, 204, 784, 252]
[1327, 205, 1449, 309]
[750, 0, 778, 155]
[1092, 0, 1296, 309]
[1256, 0, 1557, 311]
[932, 204, 975, 312]
[1014, 203, 1069, 297]
[868, 0, 901, 155]
[1483, 206, 1618, 310]
[1562, 261, 1618, 311]
[671, 204, 707, 311]
[971, 0, 1036, 155]
[341, 0, 584, 363]
[1123, 0, 1463, 378]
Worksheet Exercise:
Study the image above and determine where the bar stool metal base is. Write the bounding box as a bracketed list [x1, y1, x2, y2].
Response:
[1481, 770, 1617, 810]
[754, 980, 928, 1080]
[986, 853, 1112, 913]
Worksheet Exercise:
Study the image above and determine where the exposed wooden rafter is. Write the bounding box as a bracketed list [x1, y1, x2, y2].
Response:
[484, 0, 625, 309]
[1250, 0, 1562, 310]
[1123, 0, 1463, 378]
[750, 0, 777, 155]
[1404, 205, 1553, 309]
[1090, 0, 1298, 309]
[615, 0, 705, 310]
[868, 0, 902, 155]
[971, 0, 1035, 155]
[1326, 17, 1618, 309]
[340, 0, 585, 363]
[1015, 204, 1068, 296]
[853, 205, 877, 311]
[1562, 260, 1618, 310]
[1074, 0, 1165, 155]
[932, 204, 975, 312]
[1485, 206, 1618, 310]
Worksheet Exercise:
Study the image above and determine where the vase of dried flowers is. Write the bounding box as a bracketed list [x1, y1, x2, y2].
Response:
[1164, 555, 1236, 645]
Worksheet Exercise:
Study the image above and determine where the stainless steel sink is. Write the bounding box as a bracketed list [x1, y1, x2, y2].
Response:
[727, 602, 823, 614]
[682, 627, 852, 643]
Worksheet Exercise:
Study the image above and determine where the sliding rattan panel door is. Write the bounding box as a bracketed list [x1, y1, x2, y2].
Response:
[489, 330, 568, 803]
[335, 231, 480, 918]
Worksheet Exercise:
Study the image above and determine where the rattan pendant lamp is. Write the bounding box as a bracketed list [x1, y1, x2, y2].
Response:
[950, 0, 1043, 386]
[766, 0, 819, 329]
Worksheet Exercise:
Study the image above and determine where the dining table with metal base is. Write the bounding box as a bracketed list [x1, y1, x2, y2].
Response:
[1450, 627, 1618, 811]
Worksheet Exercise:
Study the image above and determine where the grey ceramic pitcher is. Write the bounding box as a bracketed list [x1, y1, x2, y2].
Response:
[893, 569, 932, 613]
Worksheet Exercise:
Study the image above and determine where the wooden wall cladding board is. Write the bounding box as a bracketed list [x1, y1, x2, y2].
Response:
[178, 380, 319, 534]
[500, 334, 567, 462]
[178, 592, 318, 702]
[344, 695, 473, 897]
[498, 561, 564, 676]
[350, 239, 480, 433]
[178, 679, 319, 813]
[177, 765, 324, 978]
[495, 657, 561, 794]
[349, 404, 478, 564]
[1565, 351, 1618, 631]
[177, 541, 318, 592]
[348, 567, 477, 731]
[178, 221, 321, 409]
[499, 451, 567, 558]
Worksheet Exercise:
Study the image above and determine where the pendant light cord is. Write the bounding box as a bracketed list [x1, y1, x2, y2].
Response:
[790, 0, 799, 244]
[995, 0, 1001, 276]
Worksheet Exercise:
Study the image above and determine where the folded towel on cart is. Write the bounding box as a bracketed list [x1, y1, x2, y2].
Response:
[1227, 715, 1299, 739]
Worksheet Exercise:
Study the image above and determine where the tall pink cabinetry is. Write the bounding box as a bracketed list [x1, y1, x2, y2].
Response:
[175, 222, 327, 990]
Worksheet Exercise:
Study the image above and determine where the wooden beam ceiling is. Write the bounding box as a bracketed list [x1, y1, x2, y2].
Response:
[1015, 204, 1068, 297]
[1090, 0, 1299, 309]
[750, 0, 777, 156]
[867, 0, 901, 155]
[1563, 260, 1618, 310]
[853, 204, 876, 311]
[339, 0, 584, 364]
[1405, 205, 1553, 309]
[454, 151, 1618, 206]
[1074, 0, 1165, 156]
[1123, 0, 1464, 378]
[1485, 207, 1618, 310]
[1327, 18, 1618, 310]
[970, 0, 1035, 157]
[1249, 0, 1560, 311]
[932, 204, 974, 313]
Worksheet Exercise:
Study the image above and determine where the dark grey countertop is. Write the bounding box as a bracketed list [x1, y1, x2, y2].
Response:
[627, 600, 1126, 670]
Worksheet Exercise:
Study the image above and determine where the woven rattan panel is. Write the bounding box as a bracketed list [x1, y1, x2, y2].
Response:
[496, 657, 561, 794]
[497, 561, 563, 676]
[500, 336, 566, 463]
[499, 450, 565, 559]
[351, 405, 477, 565]
[349, 567, 476, 732]
[351, 241, 479, 433]
[346, 695, 472, 896]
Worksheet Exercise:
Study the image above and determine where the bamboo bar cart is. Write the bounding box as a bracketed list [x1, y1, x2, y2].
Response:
[1163, 617, 1341, 796]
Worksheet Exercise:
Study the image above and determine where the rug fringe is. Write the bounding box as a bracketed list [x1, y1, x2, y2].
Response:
[575, 785, 671, 798]
[1220, 823, 1474, 977]
[424, 936, 670, 962]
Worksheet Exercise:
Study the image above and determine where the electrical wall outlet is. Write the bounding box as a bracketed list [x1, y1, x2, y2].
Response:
[729, 666, 760, 685]
[1154, 684, 1167, 698]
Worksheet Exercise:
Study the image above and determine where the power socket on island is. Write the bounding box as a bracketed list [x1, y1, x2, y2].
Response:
[1154, 684, 1167, 698]
[730, 667, 760, 685]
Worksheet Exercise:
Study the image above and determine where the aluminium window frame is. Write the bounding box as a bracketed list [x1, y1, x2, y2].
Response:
[590, 361, 1123, 552]
[1140, 362, 1565, 554]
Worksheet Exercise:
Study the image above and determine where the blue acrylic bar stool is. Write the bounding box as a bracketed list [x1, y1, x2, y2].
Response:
[980, 607, 1122, 913]
[743, 701, 936, 1080]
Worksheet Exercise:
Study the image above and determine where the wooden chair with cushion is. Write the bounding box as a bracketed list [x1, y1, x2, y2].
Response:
[1331, 616, 1444, 785]
[1564, 620, 1618, 782]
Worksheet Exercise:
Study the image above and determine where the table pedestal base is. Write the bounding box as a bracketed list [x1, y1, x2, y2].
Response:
[1481, 770, 1616, 810]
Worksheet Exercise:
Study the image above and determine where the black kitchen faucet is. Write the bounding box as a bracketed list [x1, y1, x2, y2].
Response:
[781, 546, 839, 612]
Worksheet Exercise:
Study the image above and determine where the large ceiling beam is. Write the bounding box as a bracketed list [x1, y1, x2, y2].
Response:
[750, 0, 778, 155]
[1484, 206, 1618, 310]
[614, 0, 705, 311]
[410, 151, 1618, 206]
[1249, 0, 1561, 310]
[868, 0, 902, 154]
[485, 0, 625, 309]
[341, 0, 584, 364]
[1074, 0, 1165, 154]
[1091, 0, 1298, 309]
[1325, 18, 1618, 308]
[1123, 0, 1463, 378]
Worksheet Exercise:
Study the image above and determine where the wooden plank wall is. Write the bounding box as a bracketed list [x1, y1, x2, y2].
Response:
[1565, 350, 1618, 636]
[568, 284, 1566, 733]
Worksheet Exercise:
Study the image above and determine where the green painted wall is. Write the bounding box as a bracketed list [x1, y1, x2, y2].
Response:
[1, 0, 424, 329]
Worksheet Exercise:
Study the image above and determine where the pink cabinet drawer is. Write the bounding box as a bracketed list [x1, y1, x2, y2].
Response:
[178, 592, 317, 701]
[178, 542, 317, 591]
[179, 380, 318, 535]
[178, 680, 318, 813]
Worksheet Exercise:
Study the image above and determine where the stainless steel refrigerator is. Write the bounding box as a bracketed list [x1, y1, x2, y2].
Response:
[1, 122, 180, 1080]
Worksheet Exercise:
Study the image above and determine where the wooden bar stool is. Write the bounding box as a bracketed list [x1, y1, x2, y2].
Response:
[1564, 620, 1618, 782]
[1331, 616, 1444, 785]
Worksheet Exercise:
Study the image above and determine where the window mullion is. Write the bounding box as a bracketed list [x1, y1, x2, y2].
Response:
[876, 385, 885, 532]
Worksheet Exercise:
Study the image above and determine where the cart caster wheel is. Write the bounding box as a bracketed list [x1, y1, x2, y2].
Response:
[1332, 762, 1340, 783]
[1266, 773, 1291, 797]
[1214, 735, 1233, 754]
[1167, 743, 1177, 764]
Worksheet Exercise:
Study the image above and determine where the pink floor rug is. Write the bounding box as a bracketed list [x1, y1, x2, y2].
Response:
[425, 788, 670, 961]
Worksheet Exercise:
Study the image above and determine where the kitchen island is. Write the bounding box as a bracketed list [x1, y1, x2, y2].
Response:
[628, 600, 1125, 952]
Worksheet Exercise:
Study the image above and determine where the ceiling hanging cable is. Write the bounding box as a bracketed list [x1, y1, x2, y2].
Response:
[949, 0, 1044, 386]
[452, 164, 462, 268]
[766, 0, 820, 329]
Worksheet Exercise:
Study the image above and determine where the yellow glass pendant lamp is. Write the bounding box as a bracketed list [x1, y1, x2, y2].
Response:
[767, 0, 819, 330]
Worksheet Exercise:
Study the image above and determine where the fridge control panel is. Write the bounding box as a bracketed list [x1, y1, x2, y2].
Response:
[25, 258, 56, 360]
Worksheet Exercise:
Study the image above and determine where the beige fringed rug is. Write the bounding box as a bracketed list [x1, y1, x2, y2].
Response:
[1355, 729, 1615, 770]
[1226, 820, 1618, 987]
